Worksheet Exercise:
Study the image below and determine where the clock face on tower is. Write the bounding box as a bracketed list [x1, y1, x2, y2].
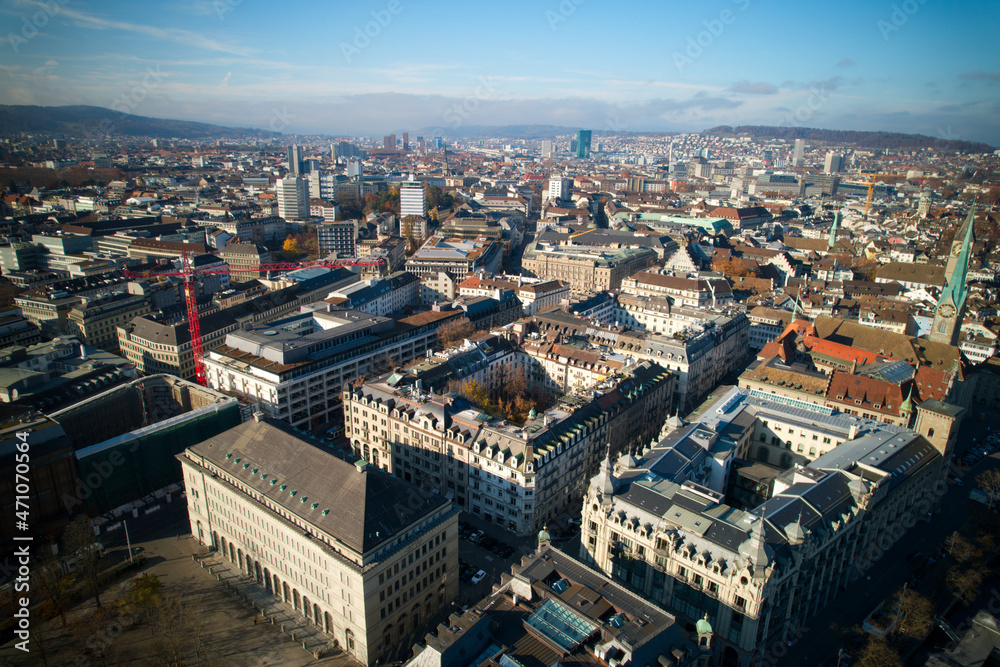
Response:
[939, 303, 956, 318]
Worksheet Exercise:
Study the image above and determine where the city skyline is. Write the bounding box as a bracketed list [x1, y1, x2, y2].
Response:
[0, 0, 998, 144]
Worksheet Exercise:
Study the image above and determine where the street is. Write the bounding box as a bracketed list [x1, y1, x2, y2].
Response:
[775, 403, 998, 666]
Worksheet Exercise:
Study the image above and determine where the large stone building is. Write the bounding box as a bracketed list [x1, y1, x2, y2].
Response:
[522, 310, 749, 413]
[579, 385, 960, 665]
[220, 242, 271, 280]
[66, 291, 152, 354]
[522, 243, 657, 293]
[119, 269, 358, 380]
[180, 417, 459, 666]
[404, 236, 503, 282]
[620, 271, 734, 309]
[343, 359, 673, 536]
[203, 306, 446, 429]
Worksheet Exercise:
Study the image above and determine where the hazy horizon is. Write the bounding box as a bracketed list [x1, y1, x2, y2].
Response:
[1, 0, 998, 144]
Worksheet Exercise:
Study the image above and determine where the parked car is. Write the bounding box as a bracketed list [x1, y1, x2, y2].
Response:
[469, 530, 484, 543]
[471, 570, 487, 584]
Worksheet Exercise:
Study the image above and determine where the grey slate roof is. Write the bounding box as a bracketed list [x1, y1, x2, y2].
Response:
[185, 418, 451, 554]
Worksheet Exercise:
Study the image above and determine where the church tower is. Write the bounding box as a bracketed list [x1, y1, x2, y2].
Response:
[828, 209, 841, 250]
[930, 206, 975, 346]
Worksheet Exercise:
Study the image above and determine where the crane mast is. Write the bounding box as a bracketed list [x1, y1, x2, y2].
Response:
[125, 253, 387, 386]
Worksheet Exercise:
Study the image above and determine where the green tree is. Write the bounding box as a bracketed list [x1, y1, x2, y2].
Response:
[118, 574, 162, 620]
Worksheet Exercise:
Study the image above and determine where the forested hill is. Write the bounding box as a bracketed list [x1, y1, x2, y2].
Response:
[702, 125, 993, 153]
[0, 105, 270, 139]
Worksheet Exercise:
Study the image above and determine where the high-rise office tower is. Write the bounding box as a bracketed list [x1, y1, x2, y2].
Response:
[823, 152, 843, 174]
[418, 136, 425, 153]
[793, 139, 805, 167]
[384, 134, 397, 151]
[576, 130, 592, 159]
[541, 140, 554, 158]
[402, 132, 409, 151]
[276, 175, 309, 220]
[333, 141, 362, 160]
[434, 137, 443, 149]
[399, 177, 427, 218]
[287, 145, 304, 175]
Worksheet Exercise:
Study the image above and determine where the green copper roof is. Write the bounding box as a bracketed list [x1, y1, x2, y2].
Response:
[938, 205, 976, 312]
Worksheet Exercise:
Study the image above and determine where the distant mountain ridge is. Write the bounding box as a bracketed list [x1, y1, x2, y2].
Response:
[702, 125, 994, 152]
[0, 105, 271, 139]
[412, 124, 584, 141]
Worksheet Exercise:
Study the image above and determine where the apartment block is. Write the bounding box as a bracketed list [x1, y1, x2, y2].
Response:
[344, 359, 673, 536]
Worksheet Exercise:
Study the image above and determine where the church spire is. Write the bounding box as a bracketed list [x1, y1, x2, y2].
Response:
[828, 209, 841, 250]
[929, 204, 975, 346]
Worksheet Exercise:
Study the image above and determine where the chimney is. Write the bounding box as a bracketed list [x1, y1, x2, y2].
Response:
[252, 410, 265, 423]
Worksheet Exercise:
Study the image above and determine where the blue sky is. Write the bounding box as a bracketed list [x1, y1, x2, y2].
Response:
[1, 0, 998, 144]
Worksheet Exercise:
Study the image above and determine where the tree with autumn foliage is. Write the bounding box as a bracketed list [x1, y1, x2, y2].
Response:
[712, 257, 758, 278]
[458, 365, 551, 425]
[282, 235, 302, 260]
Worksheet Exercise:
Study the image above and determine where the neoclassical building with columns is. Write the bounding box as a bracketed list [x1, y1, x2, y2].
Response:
[179, 416, 459, 666]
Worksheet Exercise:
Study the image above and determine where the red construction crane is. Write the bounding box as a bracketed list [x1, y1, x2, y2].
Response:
[124, 253, 387, 386]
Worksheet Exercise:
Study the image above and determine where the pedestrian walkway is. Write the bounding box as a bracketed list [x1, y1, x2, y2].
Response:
[194, 550, 343, 660]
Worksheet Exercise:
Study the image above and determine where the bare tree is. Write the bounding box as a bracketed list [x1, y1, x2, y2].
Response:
[977, 469, 1000, 509]
[437, 318, 475, 348]
[150, 593, 206, 666]
[891, 587, 934, 638]
[855, 636, 902, 667]
[34, 547, 75, 627]
[63, 515, 103, 609]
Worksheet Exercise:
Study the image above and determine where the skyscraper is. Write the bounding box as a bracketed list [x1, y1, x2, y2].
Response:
[576, 130, 591, 159]
[333, 141, 363, 160]
[434, 137, 443, 149]
[287, 144, 304, 175]
[400, 177, 427, 219]
[541, 140, 554, 159]
[402, 132, 409, 151]
[417, 136, 425, 153]
[276, 175, 309, 220]
[824, 152, 843, 174]
[793, 139, 805, 167]
[383, 134, 397, 151]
